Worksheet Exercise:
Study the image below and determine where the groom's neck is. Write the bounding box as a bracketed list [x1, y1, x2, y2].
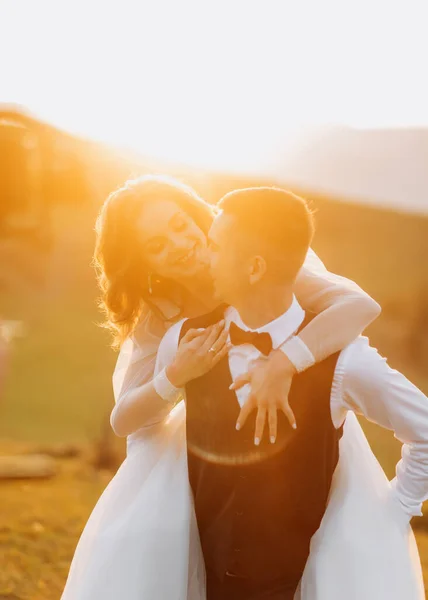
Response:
[233, 284, 294, 330]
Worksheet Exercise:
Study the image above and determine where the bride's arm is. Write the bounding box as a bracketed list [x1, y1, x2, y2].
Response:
[110, 345, 173, 438]
[111, 316, 227, 437]
[110, 313, 182, 438]
[287, 248, 381, 368]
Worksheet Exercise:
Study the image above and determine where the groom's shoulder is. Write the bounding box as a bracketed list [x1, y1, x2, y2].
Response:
[180, 304, 228, 337]
[158, 304, 228, 350]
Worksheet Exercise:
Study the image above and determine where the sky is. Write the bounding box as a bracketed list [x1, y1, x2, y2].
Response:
[1, 0, 428, 173]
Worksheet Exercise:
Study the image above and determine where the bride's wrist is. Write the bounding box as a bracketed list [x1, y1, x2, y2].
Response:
[279, 335, 315, 374]
[271, 348, 297, 375]
[154, 366, 183, 403]
[165, 362, 187, 389]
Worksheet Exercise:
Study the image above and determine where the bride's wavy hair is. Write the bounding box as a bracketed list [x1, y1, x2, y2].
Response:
[94, 174, 216, 348]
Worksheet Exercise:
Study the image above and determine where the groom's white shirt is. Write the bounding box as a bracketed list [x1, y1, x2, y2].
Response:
[158, 296, 428, 521]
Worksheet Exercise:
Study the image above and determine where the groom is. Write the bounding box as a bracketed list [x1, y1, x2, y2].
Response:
[157, 187, 428, 599]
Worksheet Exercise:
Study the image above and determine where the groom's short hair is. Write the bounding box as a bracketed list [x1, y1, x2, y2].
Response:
[217, 186, 314, 281]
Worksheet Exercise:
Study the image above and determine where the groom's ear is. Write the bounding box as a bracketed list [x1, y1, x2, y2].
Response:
[248, 255, 267, 285]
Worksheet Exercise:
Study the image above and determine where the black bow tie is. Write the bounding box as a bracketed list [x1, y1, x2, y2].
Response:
[229, 321, 273, 356]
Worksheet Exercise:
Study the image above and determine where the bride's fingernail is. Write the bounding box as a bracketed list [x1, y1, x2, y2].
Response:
[292, 423, 297, 430]
[270, 436, 276, 444]
[235, 423, 240, 431]
[254, 437, 260, 446]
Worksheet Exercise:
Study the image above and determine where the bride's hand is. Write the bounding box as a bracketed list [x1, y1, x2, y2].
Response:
[167, 321, 230, 387]
[231, 350, 297, 445]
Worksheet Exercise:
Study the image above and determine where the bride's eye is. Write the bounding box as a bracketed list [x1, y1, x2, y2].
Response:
[145, 238, 165, 254]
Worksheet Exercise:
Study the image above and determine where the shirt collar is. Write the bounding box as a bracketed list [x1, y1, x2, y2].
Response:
[226, 296, 305, 349]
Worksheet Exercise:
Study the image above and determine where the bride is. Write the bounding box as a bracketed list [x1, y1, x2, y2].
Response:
[61, 174, 385, 599]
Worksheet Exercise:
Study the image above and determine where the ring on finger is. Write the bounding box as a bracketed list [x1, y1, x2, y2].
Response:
[208, 346, 216, 353]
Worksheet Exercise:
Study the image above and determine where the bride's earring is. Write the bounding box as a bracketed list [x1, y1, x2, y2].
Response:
[148, 272, 153, 295]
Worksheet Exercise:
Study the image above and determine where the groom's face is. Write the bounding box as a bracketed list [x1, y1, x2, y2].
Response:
[208, 212, 263, 304]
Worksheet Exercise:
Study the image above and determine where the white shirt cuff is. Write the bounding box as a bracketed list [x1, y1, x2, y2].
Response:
[153, 367, 183, 404]
[279, 336, 316, 373]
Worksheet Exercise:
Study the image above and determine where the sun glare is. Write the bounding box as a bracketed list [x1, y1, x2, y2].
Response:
[1, 0, 427, 173]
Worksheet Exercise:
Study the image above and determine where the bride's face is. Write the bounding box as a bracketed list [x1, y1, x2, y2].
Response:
[136, 199, 210, 281]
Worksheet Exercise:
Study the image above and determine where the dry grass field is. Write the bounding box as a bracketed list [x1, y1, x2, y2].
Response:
[1, 449, 428, 600]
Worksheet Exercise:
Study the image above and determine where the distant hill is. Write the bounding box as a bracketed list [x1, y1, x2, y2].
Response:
[274, 125, 428, 216]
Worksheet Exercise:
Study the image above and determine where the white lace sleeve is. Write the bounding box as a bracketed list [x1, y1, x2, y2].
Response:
[112, 313, 162, 406]
[110, 311, 188, 435]
[296, 248, 370, 311]
[292, 247, 381, 364]
[154, 319, 186, 376]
